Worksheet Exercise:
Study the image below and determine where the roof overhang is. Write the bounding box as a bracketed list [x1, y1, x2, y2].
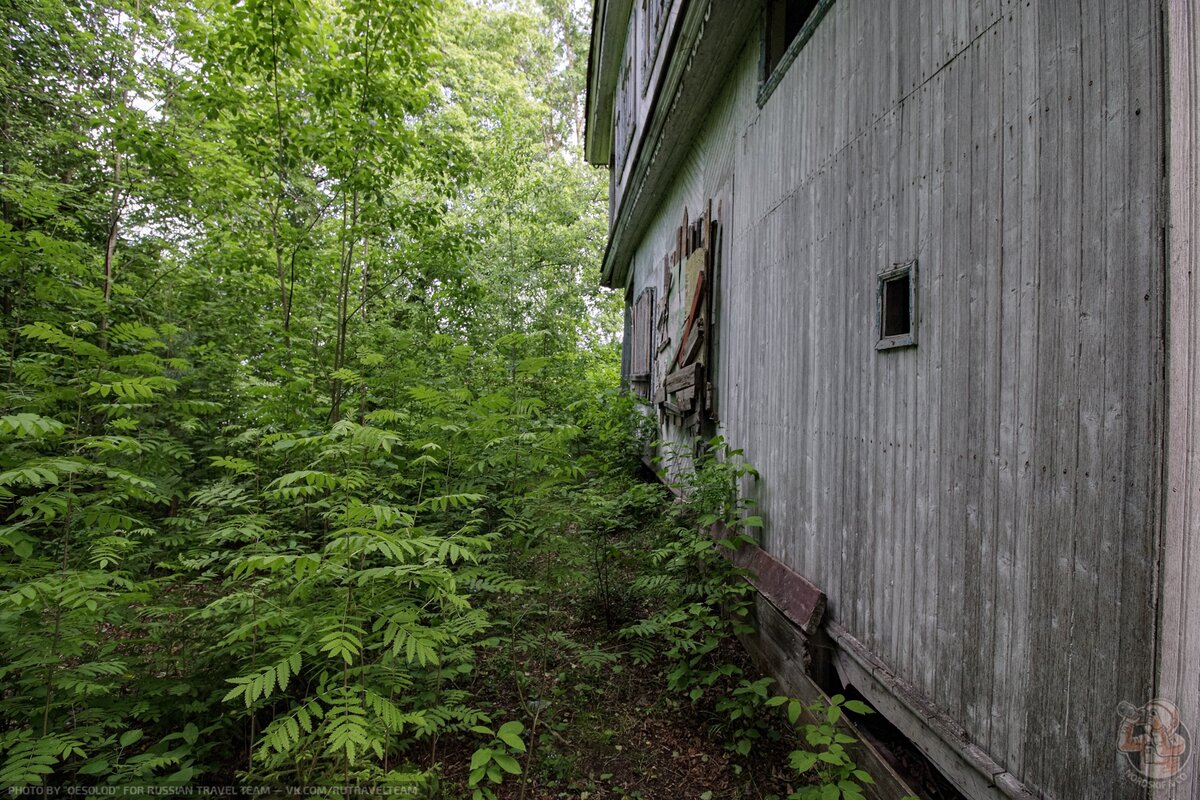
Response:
[598, 0, 757, 288]
[584, 0, 634, 166]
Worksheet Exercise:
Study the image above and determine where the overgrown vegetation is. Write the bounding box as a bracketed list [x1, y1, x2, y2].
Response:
[1, 0, 899, 796]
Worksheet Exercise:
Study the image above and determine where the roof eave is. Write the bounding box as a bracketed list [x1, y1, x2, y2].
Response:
[583, 0, 633, 166]
[598, 0, 758, 290]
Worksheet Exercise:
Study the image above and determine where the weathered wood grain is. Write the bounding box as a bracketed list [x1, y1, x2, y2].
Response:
[1158, 2, 1200, 799]
[662, 360, 702, 393]
[602, 1, 1170, 797]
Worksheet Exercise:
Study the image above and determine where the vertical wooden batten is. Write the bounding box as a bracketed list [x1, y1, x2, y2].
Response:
[1157, 2, 1200, 799]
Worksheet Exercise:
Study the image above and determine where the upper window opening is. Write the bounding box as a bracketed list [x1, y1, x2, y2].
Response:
[765, 0, 819, 77]
[759, 0, 834, 105]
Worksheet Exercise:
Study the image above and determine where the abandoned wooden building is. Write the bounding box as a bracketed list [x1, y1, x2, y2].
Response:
[584, 1, 1200, 798]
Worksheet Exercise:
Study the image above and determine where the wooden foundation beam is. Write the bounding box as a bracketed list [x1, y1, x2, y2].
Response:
[738, 595, 917, 800]
[827, 621, 1037, 800]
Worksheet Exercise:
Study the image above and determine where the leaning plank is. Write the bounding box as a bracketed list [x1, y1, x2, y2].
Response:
[681, 319, 705, 367]
[735, 545, 827, 635]
[710, 523, 826, 635]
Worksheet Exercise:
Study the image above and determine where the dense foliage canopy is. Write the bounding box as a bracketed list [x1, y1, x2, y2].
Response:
[0, 0, 630, 788]
[0, 2, 894, 797]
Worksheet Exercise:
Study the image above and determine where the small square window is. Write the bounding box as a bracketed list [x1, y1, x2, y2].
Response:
[877, 261, 916, 350]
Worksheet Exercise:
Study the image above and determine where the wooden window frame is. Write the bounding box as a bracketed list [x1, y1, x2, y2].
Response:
[630, 287, 657, 397]
[876, 260, 917, 351]
[757, 0, 836, 107]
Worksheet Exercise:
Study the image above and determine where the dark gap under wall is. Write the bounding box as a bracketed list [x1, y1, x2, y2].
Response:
[821, 666, 966, 800]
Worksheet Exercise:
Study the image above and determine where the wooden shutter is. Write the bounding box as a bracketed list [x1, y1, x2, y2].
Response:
[631, 287, 655, 380]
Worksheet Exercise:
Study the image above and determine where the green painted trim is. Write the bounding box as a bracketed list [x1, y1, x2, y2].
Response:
[756, 0, 836, 108]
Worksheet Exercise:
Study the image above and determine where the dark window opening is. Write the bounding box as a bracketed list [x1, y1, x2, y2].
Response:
[877, 262, 916, 349]
[764, 0, 820, 78]
[881, 275, 911, 337]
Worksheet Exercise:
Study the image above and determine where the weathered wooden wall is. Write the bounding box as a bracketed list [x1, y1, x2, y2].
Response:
[608, 0, 686, 230]
[1158, 1, 1200, 799]
[621, 1, 1169, 797]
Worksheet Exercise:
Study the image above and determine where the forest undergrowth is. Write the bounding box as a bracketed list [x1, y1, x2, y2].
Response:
[0, 0, 889, 796]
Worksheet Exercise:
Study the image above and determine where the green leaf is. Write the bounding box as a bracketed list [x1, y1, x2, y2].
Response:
[469, 748, 492, 771]
[169, 766, 195, 784]
[789, 750, 818, 773]
[842, 700, 874, 715]
[838, 780, 865, 800]
[493, 753, 521, 775]
[119, 730, 143, 748]
[0, 414, 65, 439]
[496, 720, 524, 739]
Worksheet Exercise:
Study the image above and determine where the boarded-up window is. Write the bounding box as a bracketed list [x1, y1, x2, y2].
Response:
[630, 287, 656, 382]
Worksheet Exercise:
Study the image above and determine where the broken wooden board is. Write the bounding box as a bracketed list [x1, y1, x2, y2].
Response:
[709, 522, 826, 635]
[675, 384, 695, 412]
[680, 319, 705, 367]
[677, 267, 707, 368]
[735, 544, 826, 635]
[663, 361, 703, 393]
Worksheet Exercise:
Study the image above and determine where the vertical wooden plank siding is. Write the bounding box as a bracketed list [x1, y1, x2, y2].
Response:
[1159, 2, 1200, 799]
[614, 1, 1168, 797]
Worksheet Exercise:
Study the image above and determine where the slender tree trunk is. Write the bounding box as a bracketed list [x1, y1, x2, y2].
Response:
[3, 108, 17, 385]
[270, 201, 291, 346]
[329, 190, 359, 423]
[98, 1, 137, 352]
[269, 0, 293, 352]
[98, 150, 122, 351]
[357, 236, 370, 424]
